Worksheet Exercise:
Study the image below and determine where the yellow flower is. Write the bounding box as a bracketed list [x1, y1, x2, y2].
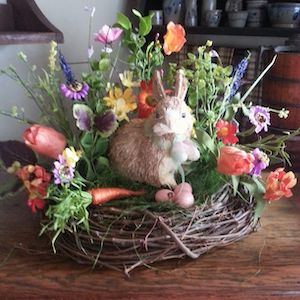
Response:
[62, 147, 82, 168]
[48, 40, 58, 74]
[104, 87, 137, 121]
[119, 71, 140, 88]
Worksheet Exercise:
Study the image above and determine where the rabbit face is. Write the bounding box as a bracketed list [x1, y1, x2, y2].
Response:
[152, 96, 194, 137]
[151, 70, 194, 139]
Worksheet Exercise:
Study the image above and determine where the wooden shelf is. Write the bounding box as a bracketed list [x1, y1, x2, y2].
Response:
[0, 31, 63, 45]
[0, 0, 63, 45]
[151, 25, 298, 48]
[185, 26, 300, 37]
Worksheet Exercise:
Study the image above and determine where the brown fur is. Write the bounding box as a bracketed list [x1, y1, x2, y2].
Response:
[109, 118, 166, 187]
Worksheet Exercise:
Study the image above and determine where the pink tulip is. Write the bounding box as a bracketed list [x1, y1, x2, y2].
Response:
[23, 125, 66, 159]
[217, 146, 254, 176]
[94, 25, 123, 44]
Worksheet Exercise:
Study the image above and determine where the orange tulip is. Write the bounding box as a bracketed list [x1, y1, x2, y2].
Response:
[163, 22, 186, 55]
[217, 146, 254, 176]
[264, 168, 297, 201]
[23, 125, 66, 159]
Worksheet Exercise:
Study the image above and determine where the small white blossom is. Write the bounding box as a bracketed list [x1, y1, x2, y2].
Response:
[278, 108, 289, 119]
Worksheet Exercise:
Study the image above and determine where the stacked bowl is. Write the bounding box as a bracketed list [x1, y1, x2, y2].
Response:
[246, 0, 268, 27]
[268, 2, 300, 28]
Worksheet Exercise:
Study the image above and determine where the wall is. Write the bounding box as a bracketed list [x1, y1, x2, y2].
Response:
[0, 0, 138, 140]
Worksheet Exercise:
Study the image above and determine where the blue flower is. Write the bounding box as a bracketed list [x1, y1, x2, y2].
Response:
[229, 56, 249, 100]
[58, 50, 76, 84]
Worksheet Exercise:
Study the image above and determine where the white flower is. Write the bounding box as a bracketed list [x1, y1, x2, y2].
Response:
[88, 46, 94, 59]
[278, 108, 289, 119]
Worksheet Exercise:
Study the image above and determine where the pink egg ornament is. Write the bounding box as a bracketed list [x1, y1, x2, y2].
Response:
[155, 189, 175, 203]
[174, 182, 193, 195]
[174, 191, 195, 208]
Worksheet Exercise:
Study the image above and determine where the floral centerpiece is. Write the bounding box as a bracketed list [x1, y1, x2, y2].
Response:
[0, 9, 298, 274]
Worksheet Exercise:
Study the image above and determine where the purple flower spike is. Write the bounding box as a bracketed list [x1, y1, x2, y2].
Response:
[249, 105, 271, 133]
[53, 155, 74, 185]
[250, 148, 269, 176]
[60, 82, 89, 101]
[229, 56, 249, 100]
[58, 50, 76, 84]
[94, 110, 118, 137]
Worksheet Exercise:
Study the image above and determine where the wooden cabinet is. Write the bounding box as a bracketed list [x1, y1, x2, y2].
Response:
[139, 0, 300, 48]
[0, 0, 63, 45]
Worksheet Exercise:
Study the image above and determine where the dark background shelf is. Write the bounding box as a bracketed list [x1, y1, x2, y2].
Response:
[153, 25, 300, 37]
[0, 0, 63, 45]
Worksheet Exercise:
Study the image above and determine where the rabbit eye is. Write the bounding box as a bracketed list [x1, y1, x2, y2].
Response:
[182, 113, 186, 118]
[156, 112, 161, 119]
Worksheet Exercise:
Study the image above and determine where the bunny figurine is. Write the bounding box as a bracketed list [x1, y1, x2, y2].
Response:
[109, 69, 200, 187]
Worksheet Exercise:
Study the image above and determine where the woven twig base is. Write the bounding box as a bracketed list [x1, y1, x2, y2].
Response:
[55, 185, 257, 274]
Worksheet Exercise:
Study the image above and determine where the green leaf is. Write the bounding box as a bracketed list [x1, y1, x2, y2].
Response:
[254, 193, 266, 222]
[116, 13, 132, 30]
[95, 156, 109, 172]
[231, 175, 240, 196]
[77, 156, 95, 181]
[223, 106, 235, 121]
[241, 180, 257, 195]
[132, 9, 142, 18]
[94, 137, 108, 156]
[80, 191, 92, 201]
[99, 58, 110, 72]
[252, 176, 266, 194]
[187, 53, 196, 60]
[196, 128, 216, 154]
[80, 132, 93, 151]
[241, 103, 250, 117]
[139, 16, 152, 36]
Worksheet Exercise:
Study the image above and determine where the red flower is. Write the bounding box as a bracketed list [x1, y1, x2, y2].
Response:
[23, 125, 66, 159]
[216, 120, 239, 145]
[137, 80, 172, 119]
[138, 80, 156, 119]
[27, 197, 45, 214]
[16, 165, 51, 213]
[163, 22, 186, 55]
[264, 168, 297, 201]
[217, 146, 254, 176]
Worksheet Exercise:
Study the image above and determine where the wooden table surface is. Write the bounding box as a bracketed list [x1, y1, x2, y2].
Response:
[0, 187, 299, 300]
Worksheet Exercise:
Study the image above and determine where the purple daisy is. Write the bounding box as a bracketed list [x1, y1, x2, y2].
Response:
[58, 50, 89, 101]
[60, 82, 89, 101]
[94, 110, 118, 137]
[250, 148, 270, 176]
[249, 106, 271, 133]
[53, 155, 74, 185]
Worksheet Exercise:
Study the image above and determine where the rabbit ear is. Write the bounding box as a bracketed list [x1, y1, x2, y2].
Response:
[174, 69, 188, 101]
[153, 70, 166, 101]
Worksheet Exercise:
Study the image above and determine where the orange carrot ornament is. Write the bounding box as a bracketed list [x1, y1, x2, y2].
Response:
[88, 187, 145, 205]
